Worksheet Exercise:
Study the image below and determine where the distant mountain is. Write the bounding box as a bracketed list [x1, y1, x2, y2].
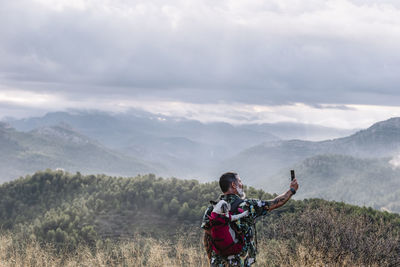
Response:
[331, 117, 400, 157]
[264, 154, 400, 213]
[7, 110, 278, 150]
[5, 110, 361, 178]
[0, 123, 155, 182]
[6, 110, 279, 178]
[221, 117, 400, 184]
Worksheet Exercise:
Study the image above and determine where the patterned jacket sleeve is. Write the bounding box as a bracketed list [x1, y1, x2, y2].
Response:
[244, 198, 269, 218]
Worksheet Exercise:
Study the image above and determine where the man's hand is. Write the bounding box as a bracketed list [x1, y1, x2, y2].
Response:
[290, 178, 299, 192]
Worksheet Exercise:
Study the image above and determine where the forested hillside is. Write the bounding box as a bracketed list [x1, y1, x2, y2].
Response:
[0, 170, 399, 266]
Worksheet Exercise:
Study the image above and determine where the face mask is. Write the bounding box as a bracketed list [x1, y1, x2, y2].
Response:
[236, 183, 246, 199]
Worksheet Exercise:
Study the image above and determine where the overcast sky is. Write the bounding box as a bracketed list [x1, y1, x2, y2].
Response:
[1, 0, 400, 129]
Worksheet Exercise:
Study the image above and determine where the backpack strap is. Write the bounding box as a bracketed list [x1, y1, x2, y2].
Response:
[230, 198, 244, 214]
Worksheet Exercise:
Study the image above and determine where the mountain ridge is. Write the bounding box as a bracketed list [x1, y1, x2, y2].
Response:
[222, 117, 400, 180]
[0, 124, 156, 182]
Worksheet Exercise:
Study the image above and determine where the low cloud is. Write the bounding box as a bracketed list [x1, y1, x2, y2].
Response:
[2, 89, 400, 130]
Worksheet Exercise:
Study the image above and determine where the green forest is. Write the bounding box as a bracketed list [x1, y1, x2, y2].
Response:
[0, 170, 399, 266]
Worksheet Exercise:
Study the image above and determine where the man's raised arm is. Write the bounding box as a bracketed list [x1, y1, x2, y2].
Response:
[265, 178, 299, 211]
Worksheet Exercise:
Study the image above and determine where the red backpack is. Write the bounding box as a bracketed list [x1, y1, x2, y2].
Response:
[208, 198, 245, 257]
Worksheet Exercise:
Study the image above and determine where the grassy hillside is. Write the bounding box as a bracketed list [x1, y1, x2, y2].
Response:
[1, 170, 399, 266]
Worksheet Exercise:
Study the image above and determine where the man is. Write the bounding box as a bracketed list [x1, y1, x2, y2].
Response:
[201, 172, 299, 266]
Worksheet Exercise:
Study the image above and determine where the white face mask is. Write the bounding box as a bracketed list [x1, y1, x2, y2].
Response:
[236, 183, 246, 199]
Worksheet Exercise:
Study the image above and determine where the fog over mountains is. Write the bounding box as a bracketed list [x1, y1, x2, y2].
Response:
[0, 121, 154, 180]
[2, 110, 400, 213]
[223, 118, 400, 184]
[4, 110, 355, 178]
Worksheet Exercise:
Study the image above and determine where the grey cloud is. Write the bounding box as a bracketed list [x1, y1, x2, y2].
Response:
[1, 0, 400, 106]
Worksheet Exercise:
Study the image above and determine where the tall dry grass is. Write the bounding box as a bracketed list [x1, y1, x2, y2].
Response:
[0, 231, 388, 267]
[0, 233, 209, 267]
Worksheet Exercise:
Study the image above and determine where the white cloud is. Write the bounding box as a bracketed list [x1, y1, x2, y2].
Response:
[0, 88, 60, 107]
[2, 87, 400, 130]
[1, 0, 400, 124]
[126, 101, 400, 129]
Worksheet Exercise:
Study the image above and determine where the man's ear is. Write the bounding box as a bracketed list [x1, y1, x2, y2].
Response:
[231, 181, 237, 190]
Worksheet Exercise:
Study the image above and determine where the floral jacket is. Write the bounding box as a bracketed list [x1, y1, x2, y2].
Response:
[201, 194, 270, 266]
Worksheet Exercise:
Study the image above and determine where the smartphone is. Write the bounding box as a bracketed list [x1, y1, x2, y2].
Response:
[290, 170, 295, 181]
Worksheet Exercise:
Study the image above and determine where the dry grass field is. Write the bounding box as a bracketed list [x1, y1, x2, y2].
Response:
[0, 233, 381, 267]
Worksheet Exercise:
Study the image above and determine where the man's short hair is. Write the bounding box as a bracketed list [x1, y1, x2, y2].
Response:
[219, 172, 238, 193]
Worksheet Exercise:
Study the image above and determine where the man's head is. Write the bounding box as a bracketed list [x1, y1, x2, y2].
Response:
[219, 172, 245, 198]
